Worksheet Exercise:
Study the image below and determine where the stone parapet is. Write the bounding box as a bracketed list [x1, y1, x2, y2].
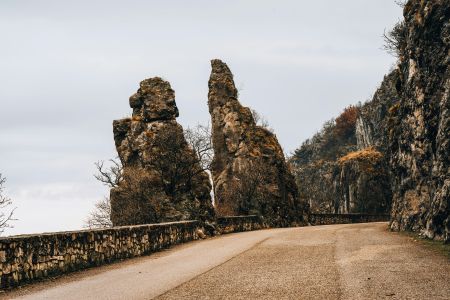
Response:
[0, 221, 201, 289]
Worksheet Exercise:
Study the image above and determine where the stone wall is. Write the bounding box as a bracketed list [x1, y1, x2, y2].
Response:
[0, 221, 202, 289]
[0, 216, 268, 290]
[310, 213, 390, 225]
[216, 215, 266, 234]
[0, 213, 389, 289]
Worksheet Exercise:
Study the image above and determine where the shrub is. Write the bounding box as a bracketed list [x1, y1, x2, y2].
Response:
[383, 21, 407, 58]
[338, 147, 384, 174]
[335, 105, 359, 141]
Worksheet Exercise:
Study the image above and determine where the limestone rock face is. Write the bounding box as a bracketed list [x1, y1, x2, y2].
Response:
[292, 0, 448, 242]
[388, 0, 449, 242]
[356, 71, 400, 153]
[111, 77, 214, 226]
[129, 78, 179, 121]
[292, 73, 398, 215]
[337, 148, 391, 214]
[293, 160, 340, 213]
[208, 59, 307, 226]
[293, 149, 391, 215]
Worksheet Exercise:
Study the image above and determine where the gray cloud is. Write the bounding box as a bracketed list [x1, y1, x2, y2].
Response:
[0, 0, 402, 235]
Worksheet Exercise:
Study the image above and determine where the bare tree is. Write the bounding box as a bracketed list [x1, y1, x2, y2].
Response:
[383, 21, 407, 57]
[184, 123, 213, 172]
[0, 174, 16, 235]
[111, 126, 213, 225]
[110, 167, 172, 226]
[85, 158, 123, 228]
[94, 158, 123, 188]
[85, 197, 113, 228]
[251, 109, 273, 132]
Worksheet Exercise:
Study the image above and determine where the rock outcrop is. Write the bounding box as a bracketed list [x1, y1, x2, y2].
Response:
[292, 73, 398, 215]
[208, 59, 307, 226]
[111, 77, 214, 226]
[337, 147, 392, 214]
[293, 0, 449, 242]
[293, 147, 391, 215]
[356, 71, 400, 153]
[388, 0, 449, 242]
[294, 160, 340, 213]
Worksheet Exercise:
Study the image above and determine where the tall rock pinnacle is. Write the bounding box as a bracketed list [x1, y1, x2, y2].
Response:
[208, 59, 308, 226]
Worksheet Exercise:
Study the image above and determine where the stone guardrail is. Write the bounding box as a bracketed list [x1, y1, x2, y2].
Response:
[216, 215, 265, 234]
[0, 221, 202, 289]
[0, 213, 388, 289]
[309, 213, 390, 225]
[0, 215, 266, 289]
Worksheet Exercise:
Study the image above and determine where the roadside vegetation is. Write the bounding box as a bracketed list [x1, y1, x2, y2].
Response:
[399, 231, 450, 259]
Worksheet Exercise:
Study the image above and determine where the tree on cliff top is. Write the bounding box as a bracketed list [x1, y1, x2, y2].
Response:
[335, 105, 358, 140]
[251, 108, 273, 132]
[0, 174, 16, 235]
[383, 21, 407, 58]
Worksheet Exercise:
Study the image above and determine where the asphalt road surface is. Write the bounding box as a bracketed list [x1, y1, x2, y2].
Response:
[5, 222, 450, 300]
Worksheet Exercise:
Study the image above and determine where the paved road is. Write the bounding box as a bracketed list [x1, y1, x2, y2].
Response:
[5, 222, 450, 300]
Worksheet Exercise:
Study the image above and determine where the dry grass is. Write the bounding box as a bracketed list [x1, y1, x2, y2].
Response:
[338, 147, 383, 164]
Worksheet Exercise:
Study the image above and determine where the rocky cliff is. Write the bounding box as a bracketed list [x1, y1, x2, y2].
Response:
[388, 0, 449, 242]
[356, 71, 400, 153]
[293, 0, 449, 242]
[208, 59, 307, 226]
[292, 72, 397, 215]
[111, 77, 214, 226]
[337, 147, 392, 214]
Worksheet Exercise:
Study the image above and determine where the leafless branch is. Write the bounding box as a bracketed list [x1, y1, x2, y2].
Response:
[383, 21, 407, 57]
[251, 109, 273, 132]
[84, 197, 113, 228]
[0, 173, 16, 235]
[94, 158, 123, 188]
[184, 123, 213, 172]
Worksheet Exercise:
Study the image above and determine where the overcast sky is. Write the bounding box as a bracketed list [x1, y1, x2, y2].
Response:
[0, 0, 403, 236]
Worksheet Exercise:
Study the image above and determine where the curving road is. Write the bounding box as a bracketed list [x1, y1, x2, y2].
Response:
[4, 222, 450, 300]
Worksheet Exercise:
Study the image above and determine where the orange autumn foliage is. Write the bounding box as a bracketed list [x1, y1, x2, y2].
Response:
[335, 105, 359, 139]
